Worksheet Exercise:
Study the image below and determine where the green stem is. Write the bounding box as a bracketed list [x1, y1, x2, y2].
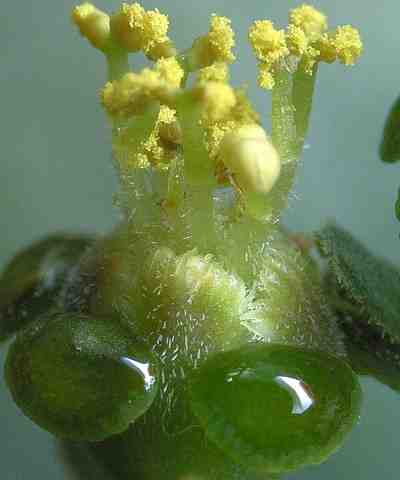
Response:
[252, 65, 317, 222]
[175, 94, 216, 187]
[176, 52, 191, 88]
[292, 61, 318, 156]
[166, 155, 185, 208]
[271, 69, 297, 163]
[186, 185, 217, 252]
[105, 45, 129, 81]
[243, 69, 297, 222]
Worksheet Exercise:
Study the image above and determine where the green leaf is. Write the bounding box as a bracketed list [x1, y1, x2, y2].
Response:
[315, 223, 400, 389]
[0, 233, 94, 341]
[189, 344, 361, 474]
[5, 313, 159, 441]
[380, 95, 400, 163]
[395, 188, 400, 221]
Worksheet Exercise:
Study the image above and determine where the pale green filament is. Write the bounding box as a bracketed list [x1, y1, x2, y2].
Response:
[253, 64, 317, 221]
[292, 60, 318, 156]
[175, 94, 216, 187]
[105, 44, 129, 81]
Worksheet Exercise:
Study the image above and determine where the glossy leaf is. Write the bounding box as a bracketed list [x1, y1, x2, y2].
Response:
[5, 313, 159, 441]
[0, 233, 94, 341]
[189, 344, 361, 474]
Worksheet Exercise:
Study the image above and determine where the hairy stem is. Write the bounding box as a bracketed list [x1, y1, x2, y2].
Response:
[258, 65, 317, 222]
[292, 61, 318, 156]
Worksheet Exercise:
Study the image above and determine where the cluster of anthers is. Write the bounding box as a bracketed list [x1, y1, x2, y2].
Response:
[72, 2, 362, 205]
[249, 4, 362, 89]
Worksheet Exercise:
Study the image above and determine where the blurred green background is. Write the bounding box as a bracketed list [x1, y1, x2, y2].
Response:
[0, 0, 399, 478]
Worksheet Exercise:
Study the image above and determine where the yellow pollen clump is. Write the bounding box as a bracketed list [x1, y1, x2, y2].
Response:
[197, 63, 230, 83]
[286, 25, 308, 56]
[155, 57, 184, 88]
[333, 25, 363, 65]
[158, 105, 176, 125]
[71, 3, 110, 51]
[316, 33, 337, 63]
[110, 3, 169, 53]
[190, 15, 235, 69]
[193, 82, 236, 123]
[145, 39, 177, 61]
[205, 122, 236, 162]
[158, 106, 182, 147]
[207, 15, 236, 63]
[248, 20, 288, 64]
[249, 6, 362, 82]
[203, 88, 259, 164]
[248, 20, 289, 90]
[142, 106, 179, 166]
[289, 4, 327, 39]
[101, 69, 168, 118]
[257, 63, 276, 90]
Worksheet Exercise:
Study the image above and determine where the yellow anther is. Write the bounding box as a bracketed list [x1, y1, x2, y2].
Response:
[193, 82, 236, 123]
[196, 63, 230, 83]
[289, 4, 327, 39]
[110, 3, 169, 53]
[158, 105, 176, 124]
[316, 33, 337, 63]
[71, 3, 110, 51]
[286, 25, 308, 56]
[333, 25, 363, 65]
[145, 39, 177, 61]
[155, 57, 184, 88]
[142, 106, 179, 166]
[100, 69, 168, 118]
[190, 15, 235, 70]
[204, 122, 236, 161]
[257, 63, 276, 90]
[217, 124, 281, 195]
[157, 105, 181, 148]
[207, 15, 236, 63]
[249, 20, 289, 64]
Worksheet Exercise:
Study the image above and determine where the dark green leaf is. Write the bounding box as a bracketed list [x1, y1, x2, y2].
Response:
[395, 188, 400, 221]
[380, 95, 400, 163]
[0, 233, 94, 341]
[316, 223, 400, 389]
